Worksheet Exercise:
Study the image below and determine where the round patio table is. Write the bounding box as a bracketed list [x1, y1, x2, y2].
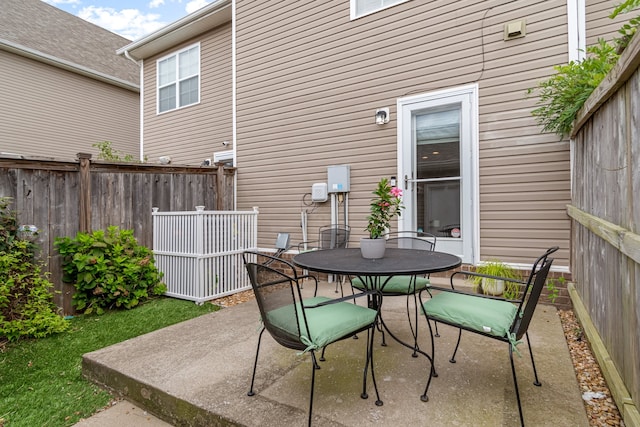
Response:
[293, 247, 461, 281]
[292, 247, 462, 402]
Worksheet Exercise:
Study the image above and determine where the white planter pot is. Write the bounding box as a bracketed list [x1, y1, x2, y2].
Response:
[360, 237, 386, 259]
[481, 278, 505, 295]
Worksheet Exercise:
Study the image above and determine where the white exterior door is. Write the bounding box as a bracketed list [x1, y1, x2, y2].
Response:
[397, 84, 479, 264]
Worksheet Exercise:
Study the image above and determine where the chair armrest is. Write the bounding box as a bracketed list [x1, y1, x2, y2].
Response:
[421, 285, 520, 303]
[303, 289, 382, 313]
[450, 270, 527, 290]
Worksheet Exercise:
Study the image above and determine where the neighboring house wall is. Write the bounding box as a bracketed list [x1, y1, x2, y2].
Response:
[233, 0, 577, 265]
[141, 22, 233, 165]
[0, 50, 139, 160]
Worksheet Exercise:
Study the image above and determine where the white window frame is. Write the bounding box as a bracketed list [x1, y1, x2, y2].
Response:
[350, 0, 409, 20]
[156, 42, 201, 114]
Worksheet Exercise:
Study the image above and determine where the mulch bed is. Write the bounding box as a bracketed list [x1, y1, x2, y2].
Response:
[558, 310, 624, 426]
[210, 293, 625, 426]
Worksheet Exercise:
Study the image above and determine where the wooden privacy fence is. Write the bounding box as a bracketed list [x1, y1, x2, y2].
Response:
[567, 33, 640, 427]
[0, 153, 236, 314]
[152, 208, 258, 303]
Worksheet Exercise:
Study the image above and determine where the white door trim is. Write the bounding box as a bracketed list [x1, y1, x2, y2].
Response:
[396, 83, 479, 264]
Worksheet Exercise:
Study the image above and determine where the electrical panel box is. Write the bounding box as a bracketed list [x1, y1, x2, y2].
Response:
[311, 183, 328, 202]
[327, 164, 350, 193]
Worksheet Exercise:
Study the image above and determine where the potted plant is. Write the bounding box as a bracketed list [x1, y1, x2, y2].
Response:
[361, 178, 404, 259]
[471, 259, 521, 298]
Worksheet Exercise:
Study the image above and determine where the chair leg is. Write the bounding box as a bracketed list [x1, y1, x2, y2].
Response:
[407, 292, 420, 357]
[425, 316, 438, 378]
[421, 316, 437, 402]
[248, 327, 265, 396]
[319, 346, 326, 363]
[525, 332, 541, 386]
[308, 351, 318, 427]
[450, 329, 462, 363]
[509, 344, 526, 427]
[361, 326, 383, 406]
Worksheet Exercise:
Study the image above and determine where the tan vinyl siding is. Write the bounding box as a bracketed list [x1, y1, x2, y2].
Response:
[0, 50, 138, 161]
[142, 22, 232, 165]
[586, 0, 630, 45]
[233, 0, 585, 266]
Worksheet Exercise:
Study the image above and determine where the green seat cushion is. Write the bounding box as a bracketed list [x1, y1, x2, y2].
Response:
[351, 276, 431, 294]
[422, 292, 518, 338]
[266, 296, 377, 350]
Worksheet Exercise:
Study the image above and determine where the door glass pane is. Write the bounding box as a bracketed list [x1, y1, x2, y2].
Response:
[415, 106, 461, 238]
[416, 108, 460, 179]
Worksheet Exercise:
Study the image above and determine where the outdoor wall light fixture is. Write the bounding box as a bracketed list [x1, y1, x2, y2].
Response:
[375, 108, 390, 125]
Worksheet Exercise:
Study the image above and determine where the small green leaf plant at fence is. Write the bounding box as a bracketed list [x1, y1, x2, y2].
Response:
[55, 226, 167, 315]
[545, 276, 565, 304]
[0, 197, 68, 342]
[92, 141, 138, 162]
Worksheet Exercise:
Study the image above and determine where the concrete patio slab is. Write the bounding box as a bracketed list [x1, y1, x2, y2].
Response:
[79, 282, 588, 426]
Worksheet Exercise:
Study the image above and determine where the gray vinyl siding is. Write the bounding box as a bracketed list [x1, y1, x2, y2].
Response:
[141, 22, 232, 165]
[0, 50, 139, 161]
[234, 0, 588, 266]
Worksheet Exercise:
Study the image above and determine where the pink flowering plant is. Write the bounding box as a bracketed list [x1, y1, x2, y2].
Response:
[365, 178, 405, 239]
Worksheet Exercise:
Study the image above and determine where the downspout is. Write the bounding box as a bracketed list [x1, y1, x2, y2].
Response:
[123, 50, 145, 162]
[232, 0, 237, 210]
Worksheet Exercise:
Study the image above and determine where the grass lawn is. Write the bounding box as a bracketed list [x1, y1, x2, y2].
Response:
[0, 297, 220, 427]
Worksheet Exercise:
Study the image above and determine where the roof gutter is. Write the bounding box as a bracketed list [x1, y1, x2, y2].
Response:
[116, 0, 231, 61]
[0, 38, 139, 92]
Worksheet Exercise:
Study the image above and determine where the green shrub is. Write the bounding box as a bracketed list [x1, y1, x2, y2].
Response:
[527, 2, 640, 137]
[527, 39, 619, 137]
[0, 196, 18, 253]
[0, 197, 68, 342]
[55, 226, 166, 314]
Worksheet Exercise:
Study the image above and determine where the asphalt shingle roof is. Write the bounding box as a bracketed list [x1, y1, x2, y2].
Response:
[0, 0, 139, 85]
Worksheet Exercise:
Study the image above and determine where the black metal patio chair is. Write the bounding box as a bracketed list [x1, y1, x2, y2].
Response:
[350, 231, 437, 356]
[242, 250, 382, 426]
[419, 246, 558, 426]
[298, 224, 351, 295]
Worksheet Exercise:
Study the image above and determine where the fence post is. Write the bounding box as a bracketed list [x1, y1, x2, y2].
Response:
[215, 162, 225, 210]
[77, 153, 92, 233]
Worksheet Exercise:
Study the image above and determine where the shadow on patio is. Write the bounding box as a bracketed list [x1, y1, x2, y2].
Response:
[81, 280, 588, 426]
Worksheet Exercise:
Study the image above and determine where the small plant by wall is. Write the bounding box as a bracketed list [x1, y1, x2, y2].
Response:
[55, 226, 166, 314]
[0, 197, 68, 342]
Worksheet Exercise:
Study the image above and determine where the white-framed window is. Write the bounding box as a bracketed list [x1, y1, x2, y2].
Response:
[350, 0, 408, 19]
[157, 43, 200, 114]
